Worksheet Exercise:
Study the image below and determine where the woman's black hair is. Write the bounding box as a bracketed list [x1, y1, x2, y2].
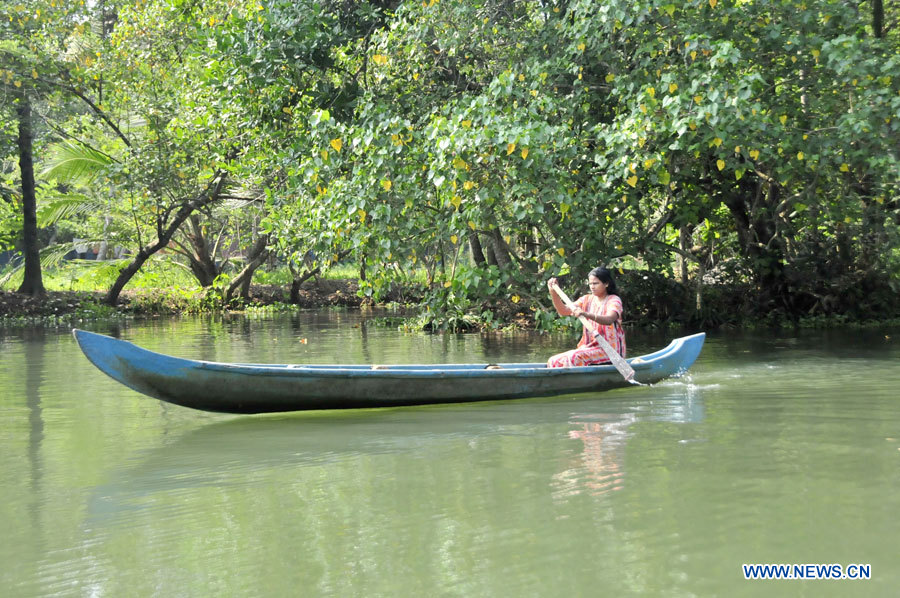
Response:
[589, 266, 618, 295]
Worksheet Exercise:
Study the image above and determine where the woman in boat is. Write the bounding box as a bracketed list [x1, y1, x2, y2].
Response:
[546, 267, 626, 368]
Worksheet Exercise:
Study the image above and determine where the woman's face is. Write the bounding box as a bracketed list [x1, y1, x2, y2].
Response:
[587, 274, 607, 296]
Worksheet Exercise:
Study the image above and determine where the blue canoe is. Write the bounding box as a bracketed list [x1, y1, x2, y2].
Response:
[73, 329, 705, 414]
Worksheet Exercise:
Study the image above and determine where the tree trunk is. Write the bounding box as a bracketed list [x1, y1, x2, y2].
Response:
[290, 266, 321, 303]
[15, 92, 45, 297]
[105, 247, 154, 304]
[468, 231, 486, 265]
[678, 225, 690, 284]
[226, 233, 270, 302]
[104, 174, 228, 305]
[488, 229, 512, 268]
[484, 241, 498, 266]
[721, 178, 790, 309]
[873, 0, 884, 38]
[184, 215, 220, 286]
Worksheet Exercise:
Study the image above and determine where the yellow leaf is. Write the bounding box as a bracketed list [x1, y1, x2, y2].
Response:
[557, 248, 565, 257]
[330, 138, 342, 152]
[716, 159, 726, 171]
[689, 122, 697, 130]
[618, 267, 624, 275]
[282, 106, 292, 114]
[797, 151, 804, 160]
[811, 49, 820, 61]
[443, 281, 452, 288]
[626, 175, 638, 187]
[577, 43, 586, 52]
[372, 54, 387, 65]
[629, 163, 636, 173]
[521, 147, 529, 159]
[14, 80, 21, 87]
[463, 181, 474, 190]
[511, 295, 520, 304]
[31, 69, 38, 78]
[839, 163, 849, 172]
[749, 149, 760, 160]
[413, 72, 419, 81]
[605, 73, 615, 83]
[461, 119, 472, 128]
[693, 95, 703, 104]
[690, 51, 697, 61]
[647, 87, 656, 98]
[450, 235, 458, 244]
[643, 158, 656, 169]
[669, 83, 678, 93]
[640, 104, 647, 114]
[709, 0, 717, 7]
[735, 169, 744, 180]
[320, 150, 328, 160]
[358, 209, 367, 221]
[712, 137, 723, 147]
[381, 180, 392, 191]
[468, 220, 476, 230]
[779, 115, 788, 125]
[734, 146, 741, 154]
[506, 142, 516, 155]
[453, 156, 468, 170]
[450, 195, 461, 208]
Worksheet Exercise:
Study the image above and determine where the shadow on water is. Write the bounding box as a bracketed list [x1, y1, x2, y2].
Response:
[87, 379, 707, 521]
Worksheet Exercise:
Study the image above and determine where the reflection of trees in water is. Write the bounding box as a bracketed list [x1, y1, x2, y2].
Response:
[23, 329, 46, 551]
[552, 412, 636, 499]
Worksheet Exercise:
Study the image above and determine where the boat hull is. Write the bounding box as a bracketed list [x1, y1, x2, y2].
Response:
[73, 329, 705, 413]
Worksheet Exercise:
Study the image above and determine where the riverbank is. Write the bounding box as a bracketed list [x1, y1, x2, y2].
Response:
[0, 279, 366, 323]
[2, 277, 898, 330]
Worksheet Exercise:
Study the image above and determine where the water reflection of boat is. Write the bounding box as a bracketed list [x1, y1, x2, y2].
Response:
[553, 384, 705, 499]
[73, 329, 705, 413]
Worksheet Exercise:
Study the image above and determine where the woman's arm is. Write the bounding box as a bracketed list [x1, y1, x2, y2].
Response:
[572, 296, 621, 325]
[576, 309, 619, 325]
[547, 278, 573, 316]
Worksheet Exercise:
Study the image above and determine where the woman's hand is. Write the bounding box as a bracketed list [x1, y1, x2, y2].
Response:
[571, 306, 584, 319]
[547, 277, 558, 291]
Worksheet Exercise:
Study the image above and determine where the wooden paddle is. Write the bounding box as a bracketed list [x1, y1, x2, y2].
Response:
[549, 282, 641, 385]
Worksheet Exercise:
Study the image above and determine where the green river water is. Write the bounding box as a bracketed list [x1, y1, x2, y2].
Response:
[1, 311, 898, 597]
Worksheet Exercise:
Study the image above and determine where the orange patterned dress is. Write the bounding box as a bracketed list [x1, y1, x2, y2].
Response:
[547, 293, 626, 368]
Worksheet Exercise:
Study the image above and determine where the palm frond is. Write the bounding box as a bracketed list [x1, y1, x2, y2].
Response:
[40, 141, 115, 184]
[0, 258, 22, 288]
[38, 193, 104, 226]
[39, 243, 76, 271]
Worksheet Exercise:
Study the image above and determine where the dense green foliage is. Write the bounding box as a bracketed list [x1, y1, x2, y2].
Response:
[1, 0, 898, 327]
